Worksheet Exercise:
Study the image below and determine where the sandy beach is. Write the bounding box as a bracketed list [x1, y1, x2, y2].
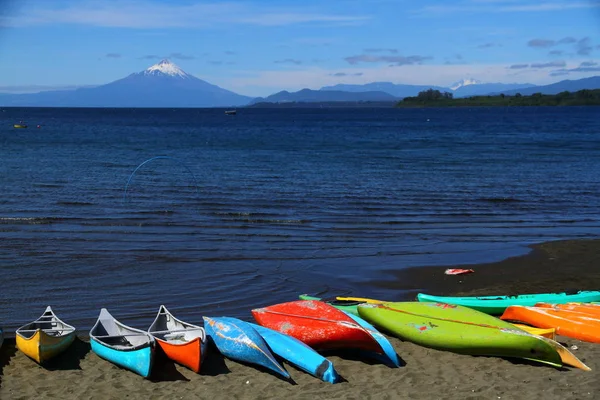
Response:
[2, 239, 600, 399]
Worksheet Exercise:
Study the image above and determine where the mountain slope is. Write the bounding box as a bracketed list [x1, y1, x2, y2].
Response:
[320, 82, 449, 98]
[497, 76, 600, 96]
[0, 60, 252, 107]
[453, 83, 536, 97]
[250, 88, 398, 104]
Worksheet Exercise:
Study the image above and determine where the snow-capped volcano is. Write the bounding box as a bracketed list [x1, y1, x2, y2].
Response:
[143, 59, 190, 79]
[0, 58, 252, 107]
[450, 78, 482, 91]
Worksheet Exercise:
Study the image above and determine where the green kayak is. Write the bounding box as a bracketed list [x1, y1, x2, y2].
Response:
[298, 294, 362, 316]
[357, 302, 564, 368]
[417, 290, 600, 315]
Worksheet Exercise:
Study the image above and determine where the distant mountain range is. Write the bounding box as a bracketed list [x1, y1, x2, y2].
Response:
[250, 88, 398, 104]
[0, 59, 599, 107]
[492, 76, 600, 96]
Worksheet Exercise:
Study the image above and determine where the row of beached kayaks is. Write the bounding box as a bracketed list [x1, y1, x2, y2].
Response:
[1, 290, 600, 381]
[302, 290, 600, 316]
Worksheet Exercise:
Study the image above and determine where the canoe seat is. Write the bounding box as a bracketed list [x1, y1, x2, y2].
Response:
[101, 336, 133, 348]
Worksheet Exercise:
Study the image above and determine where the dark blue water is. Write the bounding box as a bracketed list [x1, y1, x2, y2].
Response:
[1, 106, 600, 332]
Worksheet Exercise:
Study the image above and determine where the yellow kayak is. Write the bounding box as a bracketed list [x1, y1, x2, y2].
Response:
[511, 324, 556, 340]
[16, 306, 76, 364]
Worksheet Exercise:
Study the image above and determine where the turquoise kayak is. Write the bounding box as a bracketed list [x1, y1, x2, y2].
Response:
[342, 311, 400, 367]
[417, 290, 600, 315]
[248, 322, 340, 383]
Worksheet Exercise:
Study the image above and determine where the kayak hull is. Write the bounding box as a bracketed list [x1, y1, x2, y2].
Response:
[203, 316, 289, 379]
[358, 302, 563, 367]
[501, 305, 600, 343]
[249, 322, 339, 383]
[252, 300, 383, 353]
[417, 291, 600, 315]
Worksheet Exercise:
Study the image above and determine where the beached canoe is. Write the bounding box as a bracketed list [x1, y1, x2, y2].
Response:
[203, 316, 289, 379]
[248, 322, 339, 383]
[252, 300, 383, 354]
[357, 302, 567, 368]
[90, 308, 155, 378]
[15, 306, 76, 364]
[298, 294, 361, 316]
[148, 305, 207, 373]
[501, 305, 600, 343]
[416, 290, 600, 315]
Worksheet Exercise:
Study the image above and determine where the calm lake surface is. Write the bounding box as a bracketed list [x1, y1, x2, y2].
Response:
[1, 106, 600, 331]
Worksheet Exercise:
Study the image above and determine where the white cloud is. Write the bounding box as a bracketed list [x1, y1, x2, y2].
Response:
[1, 0, 370, 28]
[213, 60, 600, 97]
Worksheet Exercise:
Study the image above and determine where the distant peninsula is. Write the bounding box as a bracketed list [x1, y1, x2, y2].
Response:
[397, 88, 600, 107]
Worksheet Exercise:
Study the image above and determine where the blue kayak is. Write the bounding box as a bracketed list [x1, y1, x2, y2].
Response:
[203, 316, 289, 379]
[248, 322, 340, 383]
[343, 311, 400, 367]
[89, 308, 155, 378]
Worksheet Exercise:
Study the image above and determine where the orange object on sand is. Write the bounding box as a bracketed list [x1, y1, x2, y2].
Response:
[444, 268, 474, 275]
[501, 305, 600, 343]
[535, 302, 600, 318]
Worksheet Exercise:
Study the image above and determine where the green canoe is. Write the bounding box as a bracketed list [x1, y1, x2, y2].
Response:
[298, 294, 362, 316]
[357, 302, 564, 367]
[417, 290, 600, 315]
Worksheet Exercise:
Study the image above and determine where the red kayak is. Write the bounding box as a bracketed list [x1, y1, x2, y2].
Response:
[252, 300, 383, 353]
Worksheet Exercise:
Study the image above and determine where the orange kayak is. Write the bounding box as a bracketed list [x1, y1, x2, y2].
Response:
[535, 302, 600, 318]
[501, 306, 600, 343]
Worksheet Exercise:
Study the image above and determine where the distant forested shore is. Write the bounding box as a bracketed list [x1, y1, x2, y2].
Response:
[397, 88, 600, 107]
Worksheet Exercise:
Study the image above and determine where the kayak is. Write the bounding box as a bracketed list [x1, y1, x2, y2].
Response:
[298, 294, 361, 316]
[535, 302, 600, 318]
[334, 295, 551, 337]
[252, 300, 383, 354]
[342, 311, 400, 367]
[248, 322, 340, 383]
[203, 316, 289, 379]
[416, 290, 600, 315]
[501, 305, 600, 343]
[511, 324, 556, 340]
[357, 302, 587, 369]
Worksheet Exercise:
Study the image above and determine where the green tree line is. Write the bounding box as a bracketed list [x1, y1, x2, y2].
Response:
[397, 89, 600, 107]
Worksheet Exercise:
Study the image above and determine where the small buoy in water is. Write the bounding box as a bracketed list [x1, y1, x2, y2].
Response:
[427, 119, 430, 122]
[37, 125, 41, 128]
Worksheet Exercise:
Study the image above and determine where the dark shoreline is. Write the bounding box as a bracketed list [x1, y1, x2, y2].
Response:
[370, 238, 600, 299]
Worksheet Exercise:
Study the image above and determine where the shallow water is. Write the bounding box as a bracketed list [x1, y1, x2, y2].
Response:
[1, 106, 599, 332]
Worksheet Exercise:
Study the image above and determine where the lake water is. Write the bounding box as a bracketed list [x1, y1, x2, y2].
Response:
[1, 106, 600, 332]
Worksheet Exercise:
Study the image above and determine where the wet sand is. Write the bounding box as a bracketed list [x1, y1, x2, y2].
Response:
[2, 239, 600, 399]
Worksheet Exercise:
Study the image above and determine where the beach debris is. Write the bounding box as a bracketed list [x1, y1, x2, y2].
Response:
[444, 268, 475, 276]
[571, 345, 578, 350]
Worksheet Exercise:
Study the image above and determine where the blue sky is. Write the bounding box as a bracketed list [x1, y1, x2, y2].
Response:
[1, 0, 599, 96]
